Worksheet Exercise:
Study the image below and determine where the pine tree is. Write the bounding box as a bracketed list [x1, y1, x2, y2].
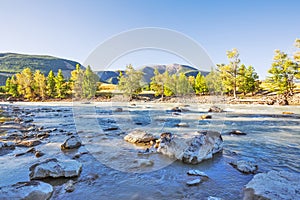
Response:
[293, 38, 300, 79]
[267, 49, 296, 99]
[33, 70, 47, 99]
[54, 69, 67, 98]
[205, 68, 223, 95]
[70, 64, 84, 98]
[82, 65, 98, 99]
[194, 72, 208, 95]
[177, 72, 190, 95]
[46, 70, 56, 98]
[237, 65, 259, 95]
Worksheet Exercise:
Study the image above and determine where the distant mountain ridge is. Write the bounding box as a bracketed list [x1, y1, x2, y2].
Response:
[96, 64, 209, 84]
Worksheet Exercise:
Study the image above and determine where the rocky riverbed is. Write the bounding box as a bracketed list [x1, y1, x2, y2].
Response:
[0, 102, 299, 199]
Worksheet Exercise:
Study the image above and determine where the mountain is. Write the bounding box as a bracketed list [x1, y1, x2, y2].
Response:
[0, 53, 83, 85]
[96, 64, 209, 84]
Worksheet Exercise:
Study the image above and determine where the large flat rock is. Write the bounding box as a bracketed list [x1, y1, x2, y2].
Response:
[30, 158, 82, 179]
[0, 181, 53, 200]
[244, 170, 300, 200]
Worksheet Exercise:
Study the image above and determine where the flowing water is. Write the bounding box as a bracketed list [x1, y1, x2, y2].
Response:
[0, 102, 299, 200]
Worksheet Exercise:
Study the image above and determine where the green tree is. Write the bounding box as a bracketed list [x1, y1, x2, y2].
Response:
[70, 64, 85, 98]
[293, 38, 300, 79]
[163, 71, 174, 97]
[118, 64, 144, 100]
[33, 70, 47, 99]
[54, 69, 67, 98]
[267, 49, 297, 99]
[82, 65, 98, 99]
[5, 76, 19, 97]
[219, 48, 240, 97]
[177, 72, 191, 95]
[237, 65, 259, 95]
[46, 70, 56, 98]
[194, 72, 208, 95]
[205, 68, 223, 95]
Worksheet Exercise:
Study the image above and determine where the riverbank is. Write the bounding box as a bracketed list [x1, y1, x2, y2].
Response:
[2, 92, 300, 105]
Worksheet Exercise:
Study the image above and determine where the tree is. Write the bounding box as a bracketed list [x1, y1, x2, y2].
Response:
[70, 64, 85, 98]
[54, 69, 67, 98]
[267, 49, 297, 99]
[46, 70, 56, 98]
[194, 72, 208, 95]
[237, 65, 259, 95]
[205, 68, 223, 95]
[293, 38, 300, 79]
[82, 65, 98, 99]
[5, 76, 18, 97]
[33, 70, 47, 99]
[177, 72, 191, 95]
[163, 71, 174, 97]
[219, 48, 240, 98]
[16, 68, 34, 99]
[150, 68, 170, 99]
[118, 64, 144, 100]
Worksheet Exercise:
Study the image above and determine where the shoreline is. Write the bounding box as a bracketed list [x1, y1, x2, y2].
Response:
[1, 94, 300, 106]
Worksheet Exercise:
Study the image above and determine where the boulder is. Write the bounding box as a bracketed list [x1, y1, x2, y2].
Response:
[244, 170, 300, 200]
[229, 160, 257, 174]
[157, 131, 223, 164]
[208, 106, 223, 113]
[61, 136, 82, 150]
[124, 129, 156, 144]
[0, 181, 53, 200]
[29, 158, 82, 179]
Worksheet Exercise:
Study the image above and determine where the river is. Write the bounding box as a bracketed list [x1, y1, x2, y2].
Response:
[0, 102, 299, 199]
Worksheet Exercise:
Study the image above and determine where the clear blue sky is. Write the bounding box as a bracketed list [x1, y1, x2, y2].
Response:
[1, 0, 300, 79]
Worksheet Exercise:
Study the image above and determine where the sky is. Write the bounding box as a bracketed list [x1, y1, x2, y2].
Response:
[0, 0, 300, 79]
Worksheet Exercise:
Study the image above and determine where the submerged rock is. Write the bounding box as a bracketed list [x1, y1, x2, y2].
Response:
[124, 129, 156, 144]
[227, 130, 247, 136]
[133, 159, 154, 167]
[0, 141, 15, 150]
[17, 139, 42, 147]
[208, 197, 223, 200]
[64, 180, 75, 193]
[244, 170, 300, 200]
[61, 136, 82, 150]
[200, 115, 212, 120]
[176, 122, 189, 127]
[157, 131, 223, 164]
[186, 178, 201, 186]
[208, 106, 223, 113]
[0, 181, 53, 200]
[29, 158, 82, 179]
[187, 170, 209, 178]
[229, 160, 257, 174]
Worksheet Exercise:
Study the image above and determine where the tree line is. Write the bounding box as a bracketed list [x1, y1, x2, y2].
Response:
[5, 64, 98, 100]
[117, 38, 300, 100]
